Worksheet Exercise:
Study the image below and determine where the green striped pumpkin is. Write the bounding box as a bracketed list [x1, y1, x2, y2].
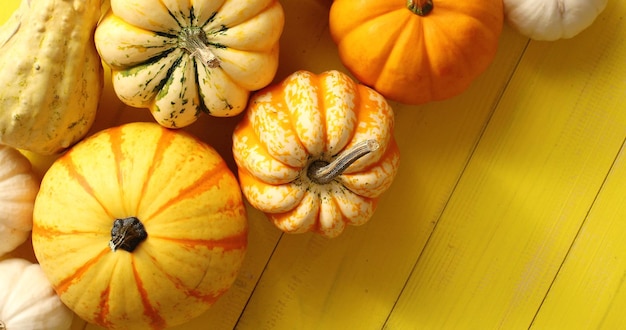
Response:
[94, 0, 285, 129]
[31, 122, 248, 330]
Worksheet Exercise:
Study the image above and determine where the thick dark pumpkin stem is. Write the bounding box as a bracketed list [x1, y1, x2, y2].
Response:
[307, 139, 379, 185]
[109, 217, 148, 252]
[407, 0, 434, 16]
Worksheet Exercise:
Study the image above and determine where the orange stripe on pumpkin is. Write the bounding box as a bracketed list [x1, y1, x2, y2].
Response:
[132, 256, 168, 329]
[94, 285, 114, 329]
[137, 126, 177, 215]
[143, 160, 231, 221]
[55, 247, 109, 294]
[32, 222, 101, 238]
[140, 248, 232, 305]
[107, 123, 126, 192]
[150, 229, 247, 252]
[59, 154, 115, 219]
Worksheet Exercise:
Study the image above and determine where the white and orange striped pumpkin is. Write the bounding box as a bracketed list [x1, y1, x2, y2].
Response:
[232, 70, 400, 238]
[32, 122, 248, 329]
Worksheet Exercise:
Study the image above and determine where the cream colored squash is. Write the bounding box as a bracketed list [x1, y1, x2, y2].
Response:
[504, 0, 608, 40]
[0, 258, 74, 330]
[94, 0, 285, 128]
[0, 0, 103, 155]
[0, 145, 39, 257]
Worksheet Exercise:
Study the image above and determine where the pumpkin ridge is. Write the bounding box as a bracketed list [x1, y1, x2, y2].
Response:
[149, 229, 247, 252]
[32, 222, 103, 239]
[332, 4, 402, 42]
[159, 0, 187, 30]
[136, 127, 178, 215]
[55, 247, 109, 295]
[358, 10, 413, 90]
[138, 246, 229, 304]
[108, 123, 126, 208]
[94, 286, 114, 329]
[141, 159, 231, 222]
[131, 256, 168, 329]
[60, 155, 116, 219]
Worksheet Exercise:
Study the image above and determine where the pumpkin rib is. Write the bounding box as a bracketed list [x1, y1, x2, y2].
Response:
[192, 1, 227, 28]
[111, 0, 181, 35]
[31, 222, 103, 239]
[138, 247, 225, 304]
[238, 167, 307, 213]
[338, 85, 393, 173]
[250, 89, 308, 167]
[59, 155, 116, 220]
[377, 10, 424, 90]
[149, 230, 247, 252]
[140, 160, 231, 222]
[329, 1, 401, 42]
[205, 0, 276, 30]
[111, 51, 182, 109]
[135, 127, 181, 216]
[55, 247, 110, 295]
[284, 71, 326, 157]
[94, 286, 113, 329]
[206, 2, 284, 52]
[233, 120, 301, 184]
[343, 9, 410, 88]
[131, 256, 168, 329]
[318, 71, 358, 156]
[268, 191, 320, 234]
[152, 53, 202, 128]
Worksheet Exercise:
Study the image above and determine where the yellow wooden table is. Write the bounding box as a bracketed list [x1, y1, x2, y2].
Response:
[3, 0, 626, 329]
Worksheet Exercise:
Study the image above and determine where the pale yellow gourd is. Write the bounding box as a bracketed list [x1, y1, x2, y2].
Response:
[0, 0, 104, 155]
[0, 145, 39, 257]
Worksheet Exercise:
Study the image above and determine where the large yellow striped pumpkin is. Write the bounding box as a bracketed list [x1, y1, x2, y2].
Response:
[31, 122, 248, 330]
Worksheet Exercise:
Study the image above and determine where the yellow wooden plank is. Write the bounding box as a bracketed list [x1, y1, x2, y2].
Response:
[530, 143, 626, 329]
[384, 1, 626, 328]
[236, 25, 528, 330]
[529, 7, 626, 324]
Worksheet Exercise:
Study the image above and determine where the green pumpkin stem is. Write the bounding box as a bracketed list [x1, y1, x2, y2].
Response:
[407, 0, 434, 16]
[307, 139, 379, 185]
[109, 217, 148, 252]
[178, 27, 220, 68]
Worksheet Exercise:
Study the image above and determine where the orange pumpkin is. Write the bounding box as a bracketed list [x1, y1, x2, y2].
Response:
[32, 122, 248, 329]
[232, 70, 400, 238]
[329, 0, 504, 105]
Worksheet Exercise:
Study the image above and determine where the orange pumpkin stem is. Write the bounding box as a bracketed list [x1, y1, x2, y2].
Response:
[308, 139, 379, 185]
[407, 0, 434, 16]
[178, 27, 220, 68]
[109, 217, 148, 252]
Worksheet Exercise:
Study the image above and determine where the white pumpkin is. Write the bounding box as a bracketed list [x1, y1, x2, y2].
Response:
[0, 258, 74, 330]
[0, 145, 39, 257]
[503, 0, 608, 41]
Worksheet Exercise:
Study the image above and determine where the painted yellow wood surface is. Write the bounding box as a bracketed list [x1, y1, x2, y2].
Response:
[2, 0, 625, 329]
